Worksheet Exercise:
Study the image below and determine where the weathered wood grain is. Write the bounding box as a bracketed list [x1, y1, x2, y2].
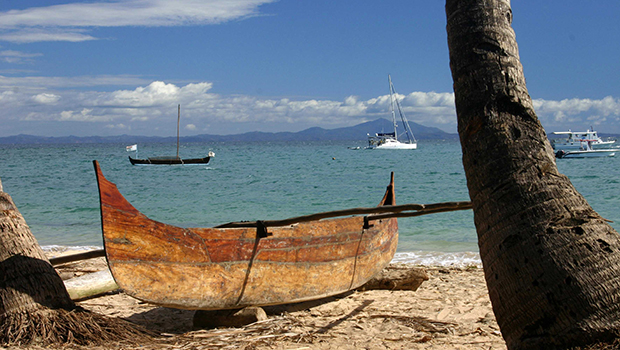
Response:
[94, 161, 399, 310]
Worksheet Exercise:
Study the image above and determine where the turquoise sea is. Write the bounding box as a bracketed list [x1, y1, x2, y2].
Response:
[1, 140, 618, 266]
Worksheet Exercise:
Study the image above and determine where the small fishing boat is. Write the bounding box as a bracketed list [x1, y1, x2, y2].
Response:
[551, 129, 616, 150]
[367, 75, 417, 150]
[128, 105, 214, 165]
[93, 161, 399, 310]
[128, 153, 214, 165]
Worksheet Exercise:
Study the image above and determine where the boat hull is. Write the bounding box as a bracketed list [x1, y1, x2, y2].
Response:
[129, 156, 211, 165]
[94, 161, 398, 310]
[555, 149, 616, 158]
[375, 141, 418, 150]
[367, 137, 418, 150]
[552, 141, 615, 150]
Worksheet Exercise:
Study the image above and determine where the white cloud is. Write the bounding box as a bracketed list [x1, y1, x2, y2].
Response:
[0, 50, 43, 63]
[2, 77, 620, 136]
[32, 93, 60, 104]
[102, 81, 213, 107]
[0, 29, 96, 44]
[0, 0, 276, 43]
[59, 108, 113, 122]
[3, 79, 457, 132]
[533, 96, 620, 131]
[105, 123, 130, 130]
[0, 90, 16, 101]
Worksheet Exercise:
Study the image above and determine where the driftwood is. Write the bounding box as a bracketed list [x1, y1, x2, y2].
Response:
[194, 307, 268, 329]
[356, 264, 429, 291]
[48, 249, 118, 300]
[63, 269, 119, 300]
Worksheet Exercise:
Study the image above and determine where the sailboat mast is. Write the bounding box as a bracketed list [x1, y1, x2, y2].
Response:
[177, 104, 180, 159]
[388, 75, 398, 140]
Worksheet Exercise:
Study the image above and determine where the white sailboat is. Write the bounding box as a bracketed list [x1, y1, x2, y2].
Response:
[367, 75, 418, 150]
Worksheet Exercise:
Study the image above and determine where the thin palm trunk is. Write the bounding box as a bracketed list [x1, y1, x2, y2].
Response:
[446, 1, 620, 349]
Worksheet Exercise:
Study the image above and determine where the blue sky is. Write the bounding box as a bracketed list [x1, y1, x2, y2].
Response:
[1, 1, 619, 137]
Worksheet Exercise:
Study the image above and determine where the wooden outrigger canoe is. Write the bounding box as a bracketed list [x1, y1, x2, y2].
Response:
[93, 160, 399, 310]
[128, 154, 212, 165]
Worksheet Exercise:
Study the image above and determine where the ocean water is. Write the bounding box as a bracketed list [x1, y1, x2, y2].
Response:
[1, 140, 618, 266]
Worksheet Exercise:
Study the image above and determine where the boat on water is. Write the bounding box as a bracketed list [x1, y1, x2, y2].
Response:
[128, 105, 214, 165]
[129, 153, 214, 165]
[93, 160, 399, 310]
[367, 75, 417, 150]
[551, 129, 616, 150]
[555, 140, 616, 159]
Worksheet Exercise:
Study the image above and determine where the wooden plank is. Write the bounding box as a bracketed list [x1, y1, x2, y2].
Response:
[49, 249, 105, 266]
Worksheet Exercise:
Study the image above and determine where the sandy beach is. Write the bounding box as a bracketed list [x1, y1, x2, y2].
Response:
[42, 254, 507, 350]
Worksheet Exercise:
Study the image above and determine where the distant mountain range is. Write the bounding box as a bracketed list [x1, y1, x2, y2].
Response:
[0, 119, 458, 144]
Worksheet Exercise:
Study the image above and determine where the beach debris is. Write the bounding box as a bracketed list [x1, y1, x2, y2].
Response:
[369, 314, 457, 333]
[357, 264, 429, 291]
[63, 269, 120, 300]
[193, 306, 268, 329]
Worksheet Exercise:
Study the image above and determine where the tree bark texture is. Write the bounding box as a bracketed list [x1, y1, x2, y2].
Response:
[0, 181, 153, 346]
[0, 187, 74, 316]
[446, 1, 620, 349]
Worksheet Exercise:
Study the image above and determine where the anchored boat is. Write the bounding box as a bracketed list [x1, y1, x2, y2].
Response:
[555, 146, 616, 159]
[555, 139, 616, 158]
[551, 129, 616, 150]
[367, 75, 418, 150]
[128, 105, 214, 165]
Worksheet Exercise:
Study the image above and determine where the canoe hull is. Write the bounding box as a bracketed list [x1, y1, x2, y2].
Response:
[128, 156, 211, 165]
[94, 161, 398, 310]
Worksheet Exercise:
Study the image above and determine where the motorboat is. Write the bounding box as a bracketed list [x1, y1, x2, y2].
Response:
[551, 129, 616, 150]
[555, 140, 616, 158]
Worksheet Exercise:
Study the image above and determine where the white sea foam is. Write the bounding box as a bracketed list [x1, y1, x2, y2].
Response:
[42, 245, 102, 257]
[392, 251, 481, 267]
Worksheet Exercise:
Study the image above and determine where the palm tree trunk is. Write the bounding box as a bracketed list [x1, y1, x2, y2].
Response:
[445, 1, 620, 349]
[0, 179, 150, 346]
[0, 182, 75, 314]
